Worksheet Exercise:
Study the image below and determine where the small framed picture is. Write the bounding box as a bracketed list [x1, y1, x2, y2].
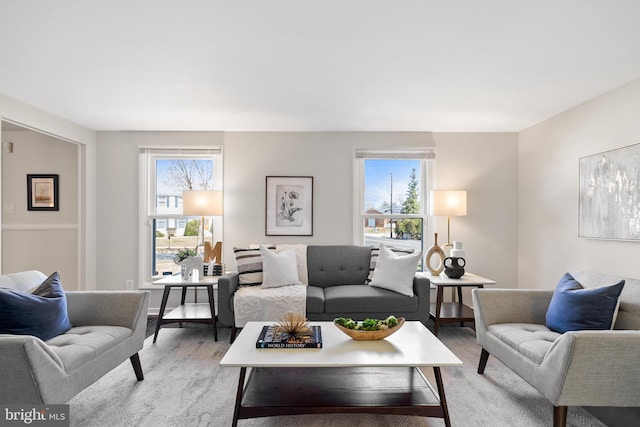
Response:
[27, 174, 59, 211]
[265, 176, 313, 236]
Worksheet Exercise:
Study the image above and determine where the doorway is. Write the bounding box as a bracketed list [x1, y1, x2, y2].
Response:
[1, 120, 81, 289]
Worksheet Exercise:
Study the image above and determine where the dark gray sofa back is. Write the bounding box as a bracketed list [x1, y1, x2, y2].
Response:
[307, 245, 371, 288]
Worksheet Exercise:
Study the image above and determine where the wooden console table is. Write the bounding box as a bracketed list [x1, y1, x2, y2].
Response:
[427, 272, 496, 336]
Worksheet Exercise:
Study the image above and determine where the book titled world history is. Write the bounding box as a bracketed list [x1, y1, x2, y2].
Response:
[256, 325, 322, 348]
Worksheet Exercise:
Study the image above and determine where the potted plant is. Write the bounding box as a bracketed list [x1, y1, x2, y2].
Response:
[174, 247, 198, 264]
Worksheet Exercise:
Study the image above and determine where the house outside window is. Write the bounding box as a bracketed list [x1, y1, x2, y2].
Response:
[353, 148, 434, 269]
[139, 147, 223, 283]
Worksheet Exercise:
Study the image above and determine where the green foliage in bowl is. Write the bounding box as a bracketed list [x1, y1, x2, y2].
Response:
[334, 315, 399, 331]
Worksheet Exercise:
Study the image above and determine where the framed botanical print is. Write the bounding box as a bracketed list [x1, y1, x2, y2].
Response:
[27, 174, 59, 211]
[265, 176, 313, 236]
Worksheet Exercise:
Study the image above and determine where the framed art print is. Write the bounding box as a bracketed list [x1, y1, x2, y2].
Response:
[265, 176, 313, 236]
[27, 174, 59, 211]
[579, 143, 640, 240]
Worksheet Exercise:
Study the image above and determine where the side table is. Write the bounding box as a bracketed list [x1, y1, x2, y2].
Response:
[426, 272, 496, 336]
[152, 275, 218, 342]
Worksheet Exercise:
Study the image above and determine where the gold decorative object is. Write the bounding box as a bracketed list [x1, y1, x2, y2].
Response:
[334, 317, 405, 341]
[425, 233, 445, 275]
[274, 312, 313, 340]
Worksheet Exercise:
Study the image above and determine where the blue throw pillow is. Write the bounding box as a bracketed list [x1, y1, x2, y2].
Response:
[0, 271, 72, 341]
[545, 272, 625, 333]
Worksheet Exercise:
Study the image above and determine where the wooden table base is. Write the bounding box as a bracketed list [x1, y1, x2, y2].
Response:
[231, 366, 451, 427]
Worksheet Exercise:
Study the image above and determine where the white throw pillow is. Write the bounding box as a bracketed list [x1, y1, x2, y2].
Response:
[275, 244, 309, 285]
[368, 244, 421, 297]
[260, 245, 302, 288]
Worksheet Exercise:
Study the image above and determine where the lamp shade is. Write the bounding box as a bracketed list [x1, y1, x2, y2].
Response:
[430, 190, 467, 216]
[182, 190, 223, 216]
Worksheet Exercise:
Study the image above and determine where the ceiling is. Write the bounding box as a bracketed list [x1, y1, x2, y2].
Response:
[1, 0, 640, 132]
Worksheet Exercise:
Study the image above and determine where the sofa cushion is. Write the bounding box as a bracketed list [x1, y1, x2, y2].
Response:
[260, 245, 302, 288]
[306, 285, 325, 314]
[307, 246, 371, 288]
[546, 272, 625, 333]
[0, 270, 48, 292]
[233, 246, 275, 285]
[46, 325, 133, 371]
[365, 246, 415, 284]
[275, 244, 309, 285]
[0, 271, 72, 341]
[324, 284, 419, 314]
[488, 323, 561, 365]
[368, 244, 421, 297]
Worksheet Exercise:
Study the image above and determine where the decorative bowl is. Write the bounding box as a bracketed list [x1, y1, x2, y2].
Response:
[333, 317, 405, 341]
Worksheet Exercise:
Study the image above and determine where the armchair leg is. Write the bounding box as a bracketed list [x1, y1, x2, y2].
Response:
[478, 348, 490, 374]
[130, 353, 144, 381]
[230, 326, 238, 344]
[553, 406, 567, 427]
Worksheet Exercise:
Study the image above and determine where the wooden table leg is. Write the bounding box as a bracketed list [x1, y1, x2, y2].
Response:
[231, 367, 247, 427]
[207, 284, 217, 341]
[433, 367, 452, 427]
[457, 286, 464, 326]
[153, 286, 171, 343]
[434, 286, 444, 336]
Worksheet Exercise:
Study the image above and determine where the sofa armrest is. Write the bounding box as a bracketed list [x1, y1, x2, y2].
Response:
[413, 273, 431, 322]
[217, 272, 239, 327]
[537, 330, 640, 406]
[66, 291, 150, 333]
[473, 288, 553, 329]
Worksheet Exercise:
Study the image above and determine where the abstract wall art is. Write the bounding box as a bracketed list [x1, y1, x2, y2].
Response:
[579, 143, 640, 240]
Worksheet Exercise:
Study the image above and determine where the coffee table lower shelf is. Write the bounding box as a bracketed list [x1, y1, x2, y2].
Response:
[232, 366, 450, 426]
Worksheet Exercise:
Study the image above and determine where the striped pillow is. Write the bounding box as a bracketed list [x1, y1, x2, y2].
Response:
[233, 246, 275, 285]
[365, 245, 415, 284]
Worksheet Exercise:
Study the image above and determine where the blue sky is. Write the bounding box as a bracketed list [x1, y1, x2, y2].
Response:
[364, 159, 421, 211]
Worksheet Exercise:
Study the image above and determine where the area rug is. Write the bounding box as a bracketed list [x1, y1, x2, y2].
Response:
[69, 326, 606, 427]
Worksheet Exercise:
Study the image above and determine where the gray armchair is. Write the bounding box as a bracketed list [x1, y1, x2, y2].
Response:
[1, 271, 150, 403]
[472, 270, 640, 427]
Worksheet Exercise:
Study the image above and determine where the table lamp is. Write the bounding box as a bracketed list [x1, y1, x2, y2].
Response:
[430, 190, 467, 250]
[182, 190, 223, 264]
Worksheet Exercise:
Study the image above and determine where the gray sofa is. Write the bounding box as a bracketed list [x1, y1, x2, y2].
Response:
[0, 270, 150, 404]
[472, 270, 640, 427]
[218, 245, 430, 335]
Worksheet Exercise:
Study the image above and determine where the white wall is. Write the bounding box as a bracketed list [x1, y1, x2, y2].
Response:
[518, 78, 640, 289]
[96, 130, 519, 312]
[223, 132, 435, 257]
[432, 133, 519, 292]
[96, 132, 224, 310]
[0, 93, 96, 288]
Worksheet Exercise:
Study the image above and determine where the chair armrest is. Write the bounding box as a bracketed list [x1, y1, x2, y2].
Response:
[217, 272, 239, 327]
[539, 330, 640, 406]
[0, 336, 66, 403]
[66, 291, 150, 332]
[473, 288, 553, 328]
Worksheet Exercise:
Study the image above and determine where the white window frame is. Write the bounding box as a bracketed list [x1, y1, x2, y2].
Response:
[353, 148, 435, 246]
[138, 147, 223, 286]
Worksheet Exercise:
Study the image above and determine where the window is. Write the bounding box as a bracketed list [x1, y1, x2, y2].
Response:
[353, 148, 434, 268]
[139, 148, 223, 283]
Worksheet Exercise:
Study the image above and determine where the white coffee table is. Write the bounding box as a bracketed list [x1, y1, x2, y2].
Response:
[220, 320, 462, 427]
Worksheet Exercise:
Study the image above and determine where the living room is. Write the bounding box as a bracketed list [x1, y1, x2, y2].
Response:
[2, 1, 640, 426]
